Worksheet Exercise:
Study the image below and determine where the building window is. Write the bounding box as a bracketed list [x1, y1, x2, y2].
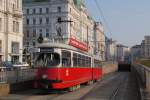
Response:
[33, 29, 36, 37]
[27, 30, 29, 37]
[13, 21, 15, 32]
[13, 21, 19, 33]
[46, 17, 49, 24]
[33, 42, 36, 46]
[11, 42, 19, 54]
[39, 18, 42, 24]
[16, 22, 19, 32]
[46, 8, 49, 14]
[46, 33, 49, 38]
[0, 40, 2, 53]
[33, 8, 36, 14]
[12, 4, 15, 11]
[39, 29, 42, 34]
[39, 8, 42, 14]
[27, 9, 29, 14]
[33, 18, 36, 25]
[0, 18, 2, 31]
[26, 18, 29, 25]
[26, 42, 29, 46]
[57, 7, 61, 12]
[46, 29, 49, 37]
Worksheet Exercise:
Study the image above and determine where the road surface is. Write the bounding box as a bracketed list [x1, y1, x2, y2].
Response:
[0, 72, 140, 100]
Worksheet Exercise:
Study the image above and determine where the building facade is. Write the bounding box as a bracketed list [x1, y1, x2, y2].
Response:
[94, 22, 105, 61]
[142, 36, 150, 58]
[23, 0, 105, 60]
[116, 44, 130, 62]
[131, 45, 142, 61]
[105, 38, 117, 61]
[0, 0, 23, 63]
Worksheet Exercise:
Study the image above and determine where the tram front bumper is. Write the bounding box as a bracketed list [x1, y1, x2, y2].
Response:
[34, 79, 63, 89]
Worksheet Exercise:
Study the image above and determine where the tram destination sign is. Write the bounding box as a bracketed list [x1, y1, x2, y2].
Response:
[40, 48, 54, 52]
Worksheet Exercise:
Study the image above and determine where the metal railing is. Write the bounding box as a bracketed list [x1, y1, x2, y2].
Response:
[0, 69, 36, 84]
[133, 64, 150, 96]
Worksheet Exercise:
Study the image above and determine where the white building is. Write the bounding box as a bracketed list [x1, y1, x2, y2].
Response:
[23, 0, 105, 60]
[105, 38, 117, 61]
[116, 44, 130, 62]
[142, 36, 150, 58]
[94, 22, 105, 61]
[0, 0, 23, 63]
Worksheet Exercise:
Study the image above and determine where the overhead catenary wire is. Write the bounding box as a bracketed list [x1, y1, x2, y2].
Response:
[94, 0, 113, 38]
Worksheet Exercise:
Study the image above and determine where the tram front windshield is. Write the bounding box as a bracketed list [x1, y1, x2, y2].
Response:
[35, 53, 60, 67]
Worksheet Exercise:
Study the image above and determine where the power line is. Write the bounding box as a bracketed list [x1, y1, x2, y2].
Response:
[94, 0, 113, 38]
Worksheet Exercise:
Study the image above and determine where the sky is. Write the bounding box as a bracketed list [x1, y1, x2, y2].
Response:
[85, 0, 150, 47]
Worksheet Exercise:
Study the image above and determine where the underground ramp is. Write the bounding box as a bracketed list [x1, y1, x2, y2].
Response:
[118, 63, 131, 72]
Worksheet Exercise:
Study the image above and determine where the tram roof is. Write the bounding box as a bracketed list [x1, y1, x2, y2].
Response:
[38, 43, 90, 55]
[37, 43, 101, 60]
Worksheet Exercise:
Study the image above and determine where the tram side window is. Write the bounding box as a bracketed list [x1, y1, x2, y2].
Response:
[88, 57, 91, 67]
[73, 53, 78, 67]
[94, 60, 101, 67]
[77, 54, 82, 67]
[82, 55, 87, 67]
[73, 53, 91, 68]
[62, 50, 71, 67]
[85, 57, 88, 67]
[80, 55, 84, 67]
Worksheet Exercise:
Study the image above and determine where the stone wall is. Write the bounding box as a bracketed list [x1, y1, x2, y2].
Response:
[102, 62, 118, 75]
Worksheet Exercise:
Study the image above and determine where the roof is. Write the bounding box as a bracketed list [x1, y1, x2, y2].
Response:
[37, 43, 90, 56]
[38, 43, 77, 51]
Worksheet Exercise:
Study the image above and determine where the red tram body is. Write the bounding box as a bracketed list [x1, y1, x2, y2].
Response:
[34, 43, 102, 90]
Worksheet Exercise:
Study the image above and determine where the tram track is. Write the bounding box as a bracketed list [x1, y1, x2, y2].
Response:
[108, 73, 128, 100]
[79, 72, 140, 100]
[79, 72, 124, 100]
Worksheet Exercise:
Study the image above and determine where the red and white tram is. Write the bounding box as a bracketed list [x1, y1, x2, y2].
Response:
[34, 43, 102, 90]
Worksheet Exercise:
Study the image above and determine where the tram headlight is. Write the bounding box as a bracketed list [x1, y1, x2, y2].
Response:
[42, 74, 48, 79]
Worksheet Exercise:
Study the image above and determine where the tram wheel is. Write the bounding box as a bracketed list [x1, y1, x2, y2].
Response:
[87, 80, 94, 85]
[68, 84, 81, 92]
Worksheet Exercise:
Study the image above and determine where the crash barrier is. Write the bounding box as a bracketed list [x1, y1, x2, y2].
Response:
[132, 64, 150, 99]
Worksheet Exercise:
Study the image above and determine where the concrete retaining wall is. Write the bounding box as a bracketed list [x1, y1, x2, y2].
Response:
[0, 84, 10, 96]
[10, 81, 34, 93]
[0, 80, 34, 96]
[102, 62, 118, 75]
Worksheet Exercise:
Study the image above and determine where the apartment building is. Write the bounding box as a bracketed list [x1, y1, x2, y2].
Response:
[0, 0, 23, 63]
[23, 0, 105, 58]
